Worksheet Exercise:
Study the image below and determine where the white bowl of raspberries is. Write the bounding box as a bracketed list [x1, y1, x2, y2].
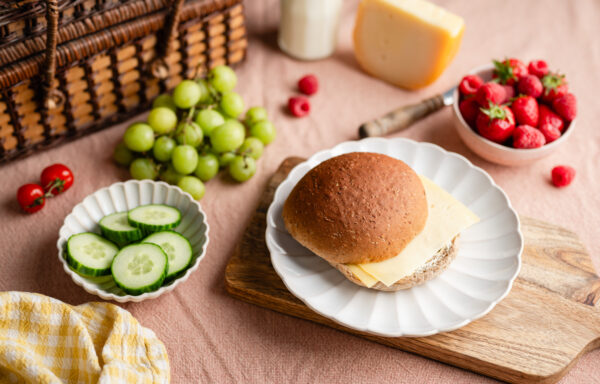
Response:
[452, 59, 577, 166]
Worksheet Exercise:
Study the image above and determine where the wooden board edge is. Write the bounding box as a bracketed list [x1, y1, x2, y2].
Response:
[225, 273, 576, 384]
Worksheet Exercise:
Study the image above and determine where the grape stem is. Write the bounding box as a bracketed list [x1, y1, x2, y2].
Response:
[186, 106, 195, 124]
[239, 148, 252, 157]
[208, 86, 221, 104]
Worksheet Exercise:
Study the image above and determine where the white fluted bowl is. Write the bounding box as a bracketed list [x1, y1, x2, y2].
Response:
[266, 138, 523, 337]
[57, 180, 209, 303]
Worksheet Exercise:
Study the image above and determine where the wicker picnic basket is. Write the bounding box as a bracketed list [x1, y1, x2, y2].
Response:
[0, 0, 247, 163]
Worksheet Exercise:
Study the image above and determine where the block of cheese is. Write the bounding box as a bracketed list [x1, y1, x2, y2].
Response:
[353, 0, 465, 89]
[347, 176, 479, 287]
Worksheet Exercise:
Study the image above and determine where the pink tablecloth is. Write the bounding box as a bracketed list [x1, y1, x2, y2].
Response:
[1, 0, 599, 382]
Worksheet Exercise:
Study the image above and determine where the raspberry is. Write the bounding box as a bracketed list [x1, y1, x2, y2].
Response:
[288, 96, 310, 117]
[528, 60, 549, 78]
[459, 75, 484, 96]
[476, 83, 506, 107]
[517, 75, 543, 98]
[512, 125, 545, 149]
[552, 93, 577, 122]
[551, 165, 575, 187]
[459, 98, 480, 125]
[538, 123, 561, 143]
[298, 75, 319, 95]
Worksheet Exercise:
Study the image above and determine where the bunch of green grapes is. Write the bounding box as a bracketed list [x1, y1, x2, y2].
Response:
[113, 65, 276, 200]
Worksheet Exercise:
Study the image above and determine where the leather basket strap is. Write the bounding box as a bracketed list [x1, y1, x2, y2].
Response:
[42, 0, 64, 109]
[150, 0, 185, 79]
[41, 0, 186, 107]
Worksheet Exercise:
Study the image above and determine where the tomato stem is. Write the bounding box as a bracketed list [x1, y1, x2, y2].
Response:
[44, 178, 65, 197]
[27, 196, 45, 208]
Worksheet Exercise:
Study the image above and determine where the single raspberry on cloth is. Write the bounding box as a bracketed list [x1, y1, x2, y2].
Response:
[298, 75, 319, 95]
[288, 96, 310, 117]
[551, 165, 575, 187]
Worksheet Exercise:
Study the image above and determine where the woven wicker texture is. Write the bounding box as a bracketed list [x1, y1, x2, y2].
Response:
[0, 0, 247, 163]
[0, 1, 241, 62]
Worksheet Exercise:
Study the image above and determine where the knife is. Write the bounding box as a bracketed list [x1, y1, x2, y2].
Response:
[358, 86, 456, 138]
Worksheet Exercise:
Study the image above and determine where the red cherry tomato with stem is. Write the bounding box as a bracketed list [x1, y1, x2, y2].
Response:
[17, 184, 46, 213]
[40, 163, 74, 196]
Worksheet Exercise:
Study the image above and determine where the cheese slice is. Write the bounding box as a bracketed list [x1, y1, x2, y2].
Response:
[347, 176, 479, 287]
[353, 0, 465, 89]
[346, 264, 379, 287]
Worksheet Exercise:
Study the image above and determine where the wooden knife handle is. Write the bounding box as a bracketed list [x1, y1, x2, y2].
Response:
[359, 94, 446, 138]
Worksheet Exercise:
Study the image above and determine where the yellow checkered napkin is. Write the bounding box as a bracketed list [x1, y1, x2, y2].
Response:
[0, 292, 169, 384]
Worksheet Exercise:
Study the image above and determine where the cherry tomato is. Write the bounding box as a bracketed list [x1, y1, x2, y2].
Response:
[17, 184, 46, 213]
[40, 163, 74, 196]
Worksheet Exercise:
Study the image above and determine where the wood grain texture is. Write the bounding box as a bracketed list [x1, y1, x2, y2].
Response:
[225, 157, 600, 384]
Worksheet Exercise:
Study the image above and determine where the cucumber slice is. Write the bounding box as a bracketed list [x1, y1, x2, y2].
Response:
[111, 243, 168, 295]
[128, 204, 181, 234]
[67, 233, 119, 276]
[143, 231, 193, 280]
[99, 212, 143, 245]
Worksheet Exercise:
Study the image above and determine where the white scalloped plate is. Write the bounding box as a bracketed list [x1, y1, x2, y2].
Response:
[57, 180, 209, 303]
[266, 138, 523, 337]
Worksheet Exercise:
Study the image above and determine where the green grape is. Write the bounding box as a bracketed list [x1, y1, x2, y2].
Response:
[250, 120, 276, 145]
[195, 79, 211, 105]
[210, 120, 245, 152]
[130, 158, 157, 180]
[239, 137, 264, 160]
[152, 94, 177, 111]
[171, 145, 199, 175]
[113, 141, 134, 166]
[218, 152, 236, 168]
[159, 164, 184, 185]
[208, 65, 237, 93]
[152, 136, 176, 162]
[219, 91, 245, 118]
[177, 176, 205, 200]
[173, 80, 202, 109]
[215, 107, 229, 118]
[194, 109, 225, 136]
[229, 156, 256, 182]
[194, 153, 219, 181]
[148, 107, 178, 135]
[123, 122, 154, 152]
[175, 121, 203, 147]
[244, 106, 268, 127]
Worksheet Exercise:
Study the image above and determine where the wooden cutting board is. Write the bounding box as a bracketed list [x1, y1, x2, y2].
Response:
[225, 157, 600, 384]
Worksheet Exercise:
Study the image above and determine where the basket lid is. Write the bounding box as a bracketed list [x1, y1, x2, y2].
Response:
[0, 0, 242, 89]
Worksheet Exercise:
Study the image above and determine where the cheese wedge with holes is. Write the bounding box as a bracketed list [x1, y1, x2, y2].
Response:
[347, 176, 479, 287]
[353, 0, 465, 89]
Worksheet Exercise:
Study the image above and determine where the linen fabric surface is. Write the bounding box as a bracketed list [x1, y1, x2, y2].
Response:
[0, 0, 599, 383]
[0, 292, 169, 383]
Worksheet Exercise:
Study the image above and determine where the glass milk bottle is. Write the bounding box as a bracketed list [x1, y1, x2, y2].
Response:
[279, 0, 343, 60]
